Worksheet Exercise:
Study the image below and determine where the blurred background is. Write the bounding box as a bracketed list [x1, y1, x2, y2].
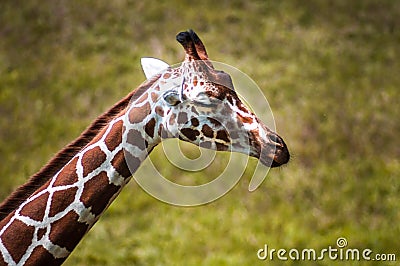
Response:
[0, 1, 399, 265]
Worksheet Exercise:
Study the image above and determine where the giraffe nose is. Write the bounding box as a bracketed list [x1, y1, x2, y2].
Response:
[270, 134, 290, 167]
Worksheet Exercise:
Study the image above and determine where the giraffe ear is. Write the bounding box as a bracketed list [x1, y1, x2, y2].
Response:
[141, 57, 170, 79]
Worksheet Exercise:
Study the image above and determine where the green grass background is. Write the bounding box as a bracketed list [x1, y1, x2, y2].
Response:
[0, 1, 399, 265]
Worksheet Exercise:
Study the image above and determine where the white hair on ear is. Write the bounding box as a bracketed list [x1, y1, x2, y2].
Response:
[141, 57, 170, 79]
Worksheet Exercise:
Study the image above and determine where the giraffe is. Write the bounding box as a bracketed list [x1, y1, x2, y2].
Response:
[0, 30, 289, 265]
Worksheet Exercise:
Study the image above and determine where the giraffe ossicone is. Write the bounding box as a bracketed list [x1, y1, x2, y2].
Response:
[0, 29, 289, 265]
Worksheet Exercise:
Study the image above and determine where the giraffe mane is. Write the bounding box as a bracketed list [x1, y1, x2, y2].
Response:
[0, 75, 160, 221]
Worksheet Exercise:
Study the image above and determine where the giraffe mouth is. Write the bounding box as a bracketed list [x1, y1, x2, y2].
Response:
[258, 133, 290, 168]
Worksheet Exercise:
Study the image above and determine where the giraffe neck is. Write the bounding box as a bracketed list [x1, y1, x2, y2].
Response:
[0, 81, 161, 266]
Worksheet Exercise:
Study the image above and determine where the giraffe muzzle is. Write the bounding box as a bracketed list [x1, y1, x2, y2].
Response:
[258, 131, 290, 168]
[270, 137, 290, 167]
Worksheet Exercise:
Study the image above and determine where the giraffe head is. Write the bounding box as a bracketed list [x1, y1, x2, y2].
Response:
[135, 30, 289, 168]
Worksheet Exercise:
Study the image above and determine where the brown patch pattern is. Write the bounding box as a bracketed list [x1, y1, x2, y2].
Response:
[104, 120, 123, 152]
[216, 130, 230, 143]
[145, 118, 156, 138]
[127, 129, 148, 150]
[129, 102, 151, 124]
[2, 219, 35, 262]
[124, 152, 142, 173]
[202, 124, 214, 138]
[49, 210, 89, 251]
[151, 92, 158, 102]
[216, 143, 229, 151]
[80, 172, 120, 216]
[25, 246, 65, 266]
[81, 146, 106, 177]
[207, 117, 221, 127]
[155, 106, 164, 117]
[180, 128, 200, 141]
[190, 117, 199, 127]
[169, 113, 176, 125]
[136, 93, 148, 104]
[177, 112, 188, 124]
[49, 187, 78, 217]
[111, 150, 131, 178]
[20, 192, 49, 222]
[53, 157, 79, 187]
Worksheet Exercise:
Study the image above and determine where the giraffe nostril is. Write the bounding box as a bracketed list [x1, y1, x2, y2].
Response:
[269, 134, 281, 145]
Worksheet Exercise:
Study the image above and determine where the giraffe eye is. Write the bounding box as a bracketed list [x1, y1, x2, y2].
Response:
[163, 91, 181, 106]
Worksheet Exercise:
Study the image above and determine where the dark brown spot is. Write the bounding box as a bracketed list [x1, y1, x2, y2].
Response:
[216, 130, 230, 143]
[177, 112, 188, 124]
[2, 219, 35, 262]
[53, 157, 79, 187]
[193, 76, 198, 86]
[49, 187, 78, 217]
[25, 245, 65, 265]
[202, 124, 214, 138]
[104, 120, 123, 152]
[207, 117, 221, 127]
[129, 102, 151, 124]
[180, 128, 200, 141]
[145, 118, 156, 138]
[80, 171, 120, 216]
[163, 73, 171, 79]
[191, 117, 199, 127]
[127, 129, 148, 150]
[49, 210, 89, 252]
[20, 192, 49, 221]
[111, 150, 131, 178]
[81, 146, 107, 177]
[216, 143, 229, 151]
